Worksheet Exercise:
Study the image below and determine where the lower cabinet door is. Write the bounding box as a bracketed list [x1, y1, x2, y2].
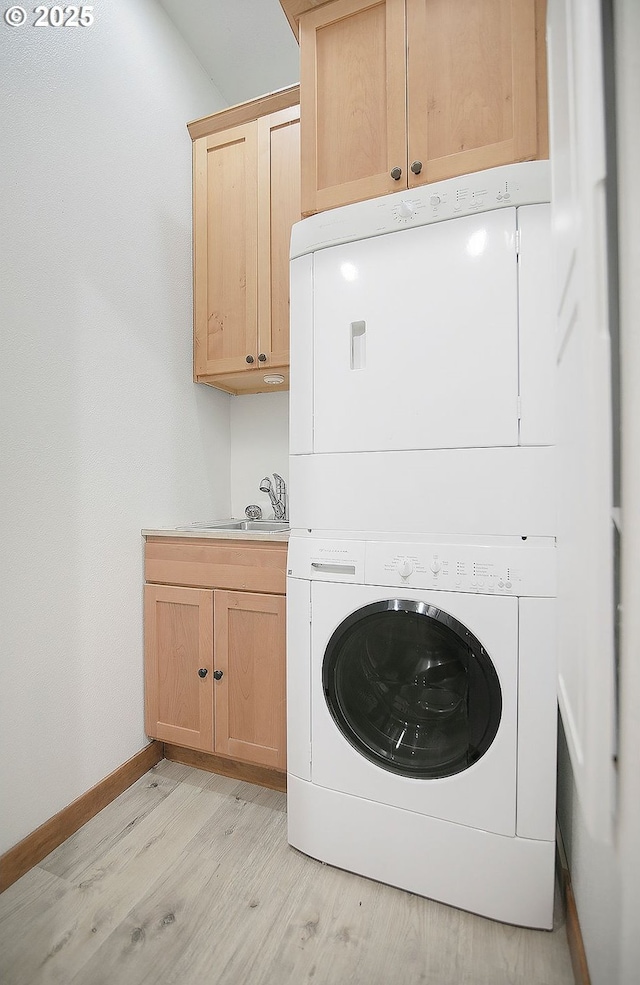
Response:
[144, 584, 214, 750]
[213, 590, 286, 769]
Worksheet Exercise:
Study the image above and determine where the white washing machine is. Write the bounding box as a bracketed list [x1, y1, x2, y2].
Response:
[287, 532, 557, 929]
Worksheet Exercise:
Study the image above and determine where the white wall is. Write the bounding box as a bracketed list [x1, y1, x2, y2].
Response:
[158, 0, 300, 105]
[230, 393, 289, 519]
[0, 0, 230, 853]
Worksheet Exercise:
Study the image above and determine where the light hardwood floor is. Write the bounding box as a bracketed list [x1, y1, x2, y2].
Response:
[0, 761, 575, 985]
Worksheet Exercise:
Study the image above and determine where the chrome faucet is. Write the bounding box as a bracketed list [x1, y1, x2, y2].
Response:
[259, 473, 287, 521]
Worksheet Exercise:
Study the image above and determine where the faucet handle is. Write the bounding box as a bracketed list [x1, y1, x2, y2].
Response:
[272, 473, 287, 521]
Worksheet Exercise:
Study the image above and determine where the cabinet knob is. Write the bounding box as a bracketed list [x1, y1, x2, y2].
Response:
[246, 355, 254, 364]
[198, 668, 208, 679]
[390, 167, 402, 181]
[258, 353, 267, 362]
[213, 670, 223, 681]
[410, 160, 423, 175]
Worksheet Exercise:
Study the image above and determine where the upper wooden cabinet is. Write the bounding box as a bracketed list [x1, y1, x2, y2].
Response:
[188, 88, 300, 394]
[286, 0, 548, 215]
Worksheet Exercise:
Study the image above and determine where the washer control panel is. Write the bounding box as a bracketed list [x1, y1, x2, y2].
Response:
[366, 541, 556, 598]
[288, 535, 556, 597]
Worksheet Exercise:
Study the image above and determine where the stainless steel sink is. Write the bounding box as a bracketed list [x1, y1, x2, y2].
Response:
[175, 519, 289, 533]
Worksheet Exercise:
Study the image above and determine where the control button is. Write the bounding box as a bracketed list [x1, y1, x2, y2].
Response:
[455, 580, 462, 588]
[430, 560, 441, 573]
[396, 557, 414, 578]
[430, 194, 441, 207]
[505, 581, 512, 589]
[498, 580, 504, 588]
[477, 579, 484, 587]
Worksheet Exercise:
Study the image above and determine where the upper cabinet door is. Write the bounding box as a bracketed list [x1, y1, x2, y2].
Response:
[193, 122, 258, 377]
[407, 0, 540, 185]
[257, 105, 301, 368]
[300, 0, 407, 215]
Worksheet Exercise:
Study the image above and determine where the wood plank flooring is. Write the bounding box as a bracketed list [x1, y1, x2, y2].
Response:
[0, 761, 575, 985]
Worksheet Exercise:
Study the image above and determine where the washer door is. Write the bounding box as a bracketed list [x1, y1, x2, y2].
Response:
[323, 600, 502, 779]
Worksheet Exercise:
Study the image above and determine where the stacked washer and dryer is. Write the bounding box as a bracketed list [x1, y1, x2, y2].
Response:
[286, 162, 557, 929]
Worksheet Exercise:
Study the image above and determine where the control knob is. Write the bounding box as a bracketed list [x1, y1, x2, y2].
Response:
[396, 557, 414, 578]
[397, 200, 414, 219]
[430, 560, 441, 574]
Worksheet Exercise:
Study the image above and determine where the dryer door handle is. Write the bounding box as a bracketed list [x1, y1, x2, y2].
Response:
[350, 321, 366, 371]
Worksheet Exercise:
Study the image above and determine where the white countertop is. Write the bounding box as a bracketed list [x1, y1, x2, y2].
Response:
[142, 524, 290, 543]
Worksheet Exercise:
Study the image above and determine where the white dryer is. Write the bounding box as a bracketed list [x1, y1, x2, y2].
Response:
[287, 532, 557, 929]
[290, 161, 554, 458]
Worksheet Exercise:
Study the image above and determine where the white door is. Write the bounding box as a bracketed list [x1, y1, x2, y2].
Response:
[548, 0, 616, 844]
[313, 208, 519, 453]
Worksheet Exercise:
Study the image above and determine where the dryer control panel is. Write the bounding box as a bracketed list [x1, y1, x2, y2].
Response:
[291, 160, 550, 259]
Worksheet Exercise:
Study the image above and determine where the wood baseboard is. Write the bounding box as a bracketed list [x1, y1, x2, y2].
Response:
[556, 828, 591, 985]
[0, 740, 163, 894]
[163, 744, 287, 793]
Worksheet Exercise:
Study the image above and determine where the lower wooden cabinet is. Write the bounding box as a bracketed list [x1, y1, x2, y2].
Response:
[144, 538, 287, 771]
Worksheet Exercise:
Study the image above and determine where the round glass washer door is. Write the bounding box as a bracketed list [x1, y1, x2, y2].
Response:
[322, 600, 502, 779]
